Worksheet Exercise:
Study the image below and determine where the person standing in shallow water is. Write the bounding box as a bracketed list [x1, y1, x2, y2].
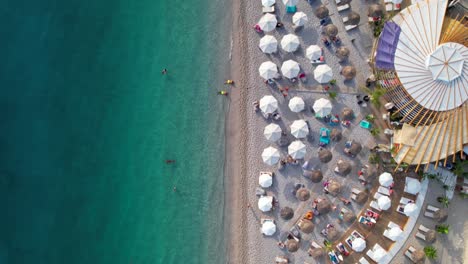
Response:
[161, 68, 167, 75]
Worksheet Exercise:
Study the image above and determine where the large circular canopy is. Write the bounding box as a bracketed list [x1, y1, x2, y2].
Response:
[352, 237, 366, 252]
[313, 98, 332, 117]
[262, 0, 276, 7]
[426, 44, 464, 82]
[379, 172, 393, 187]
[378, 195, 391, 210]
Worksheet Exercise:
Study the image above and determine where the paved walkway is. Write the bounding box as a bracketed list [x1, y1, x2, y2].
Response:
[426, 164, 457, 199]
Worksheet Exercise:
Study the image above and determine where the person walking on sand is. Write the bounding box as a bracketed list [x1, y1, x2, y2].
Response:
[161, 68, 167, 75]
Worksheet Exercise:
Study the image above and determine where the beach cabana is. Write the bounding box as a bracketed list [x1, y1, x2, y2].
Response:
[347, 12, 361, 25]
[314, 65, 333, 83]
[261, 220, 276, 236]
[341, 107, 354, 120]
[280, 207, 294, 220]
[290, 119, 309, 139]
[259, 95, 278, 114]
[292, 12, 308, 27]
[281, 60, 300, 79]
[259, 61, 278, 80]
[368, 4, 384, 17]
[313, 98, 332, 117]
[314, 5, 329, 19]
[403, 203, 417, 216]
[264, 123, 282, 142]
[324, 24, 338, 38]
[262, 146, 281, 165]
[352, 237, 366, 252]
[259, 172, 273, 188]
[342, 65, 356, 80]
[378, 195, 391, 210]
[262, 0, 276, 7]
[259, 35, 278, 54]
[281, 34, 300, 52]
[288, 96, 305, 113]
[318, 149, 333, 163]
[258, 13, 277, 32]
[306, 45, 322, 61]
[296, 188, 310, 201]
[258, 196, 274, 212]
[288, 140, 306, 159]
[379, 172, 393, 187]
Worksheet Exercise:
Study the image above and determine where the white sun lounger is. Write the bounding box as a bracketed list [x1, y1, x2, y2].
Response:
[352, 188, 361, 195]
[374, 192, 384, 199]
[345, 25, 357, 31]
[378, 186, 391, 196]
[386, 3, 393, 11]
[351, 193, 357, 201]
[384, 0, 392, 3]
[400, 197, 414, 205]
[405, 246, 416, 261]
[359, 257, 371, 264]
[419, 225, 430, 233]
[342, 16, 349, 23]
[337, 4, 350, 12]
[415, 232, 426, 241]
[383, 229, 392, 240]
[263, 6, 275, 13]
[427, 205, 440, 212]
[424, 210, 435, 218]
[370, 200, 381, 211]
[335, 0, 342, 4]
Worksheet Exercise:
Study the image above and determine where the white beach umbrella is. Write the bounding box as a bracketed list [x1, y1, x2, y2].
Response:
[312, 98, 332, 117]
[405, 178, 421, 195]
[288, 97, 305, 112]
[306, 45, 322, 61]
[264, 123, 282, 142]
[262, 0, 276, 7]
[261, 220, 277, 236]
[258, 196, 273, 212]
[258, 14, 277, 32]
[281, 60, 300, 79]
[377, 195, 391, 210]
[404, 203, 418, 216]
[259, 95, 278, 114]
[292, 12, 308, 26]
[387, 226, 403, 241]
[379, 172, 393, 187]
[281, 34, 300, 52]
[259, 61, 278, 80]
[392, 0, 403, 4]
[290, 119, 309, 139]
[259, 35, 278, 54]
[259, 173, 273, 188]
[282, 0, 298, 6]
[288, 140, 307, 159]
[352, 238, 366, 252]
[373, 247, 386, 262]
[314, 64, 333, 83]
[262, 146, 281, 165]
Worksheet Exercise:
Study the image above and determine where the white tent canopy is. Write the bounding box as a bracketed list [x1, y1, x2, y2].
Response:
[292, 12, 308, 26]
[404, 203, 418, 216]
[373, 247, 387, 262]
[314, 64, 333, 83]
[264, 123, 282, 142]
[405, 177, 421, 195]
[259, 173, 273, 188]
[352, 238, 366, 252]
[282, 0, 298, 6]
[281, 60, 300, 79]
[387, 226, 403, 241]
[259, 95, 278, 114]
[288, 97, 305, 112]
[378, 195, 391, 210]
[379, 172, 393, 187]
[288, 140, 307, 159]
[262, 146, 281, 165]
[313, 98, 332, 117]
[258, 196, 273, 212]
[261, 220, 276, 236]
[258, 14, 277, 32]
[259, 35, 278, 54]
[306, 45, 322, 61]
[280, 34, 300, 52]
[259, 61, 278, 80]
[290, 119, 309, 139]
[262, 0, 276, 7]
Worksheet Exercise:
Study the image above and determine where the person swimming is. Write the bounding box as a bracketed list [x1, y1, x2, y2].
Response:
[165, 160, 176, 164]
[218, 91, 228, 96]
[224, 79, 234, 84]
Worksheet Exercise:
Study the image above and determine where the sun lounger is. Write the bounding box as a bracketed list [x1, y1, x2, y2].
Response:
[335, 0, 342, 4]
[400, 197, 414, 205]
[359, 257, 371, 264]
[352, 230, 364, 238]
[419, 225, 430, 233]
[424, 210, 435, 218]
[383, 229, 392, 240]
[366, 250, 376, 261]
[350, 193, 357, 201]
[415, 232, 426, 241]
[427, 205, 440, 212]
[352, 188, 361, 194]
[345, 25, 357, 31]
[262, 6, 275, 13]
[384, 0, 392, 2]
[386, 3, 393, 11]
[342, 16, 348, 23]
[275, 256, 289, 263]
[388, 221, 399, 229]
[404, 246, 416, 261]
[373, 192, 384, 200]
[370, 200, 381, 211]
[378, 186, 392, 195]
[337, 4, 350, 12]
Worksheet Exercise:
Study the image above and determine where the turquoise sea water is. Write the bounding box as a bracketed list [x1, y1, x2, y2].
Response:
[0, 1, 229, 263]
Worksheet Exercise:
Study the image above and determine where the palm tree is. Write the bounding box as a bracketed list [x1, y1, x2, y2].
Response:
[424, 246, 438, 259]
[437, 196, 450, 207]
[328, 91, 338, 100]
[436, 224, 450, 234]
[323, 240, 333, 252]
[366, 114, 375, 123]
[370, 128, 380, 137]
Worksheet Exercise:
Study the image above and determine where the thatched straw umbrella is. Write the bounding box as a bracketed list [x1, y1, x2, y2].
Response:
[413, 250, 426, 263]
[341, 107, 354, 121]
[298, 219, 315, 233]
[324, 24, 338, 38]
[368, 4, 384, 17]
[355, 191, 369, 204]
[363, 165, 378, 181]
[435, 209, 448, 222]
[297, 188, 311, 201]
[347, 11, 360, 25]
[343, 212, 356, 223]
[331, 129, 342, 142]
[315, 5, 329, 19]
[328, 181, 341, 196]
[336, 47, 350, 61]
[348, 142, 362, 156]
[319, 149, 333, 163]
[342, 65, 356, 80]
[426, 230, 437, 243]
[336, 160, 352, 176]
[327, 227, 339, 241]
[280, 207, 294, 220]
[287, 239, 299, 252]
[309, 247, 324, 258]
[317, 198, 331, 214]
